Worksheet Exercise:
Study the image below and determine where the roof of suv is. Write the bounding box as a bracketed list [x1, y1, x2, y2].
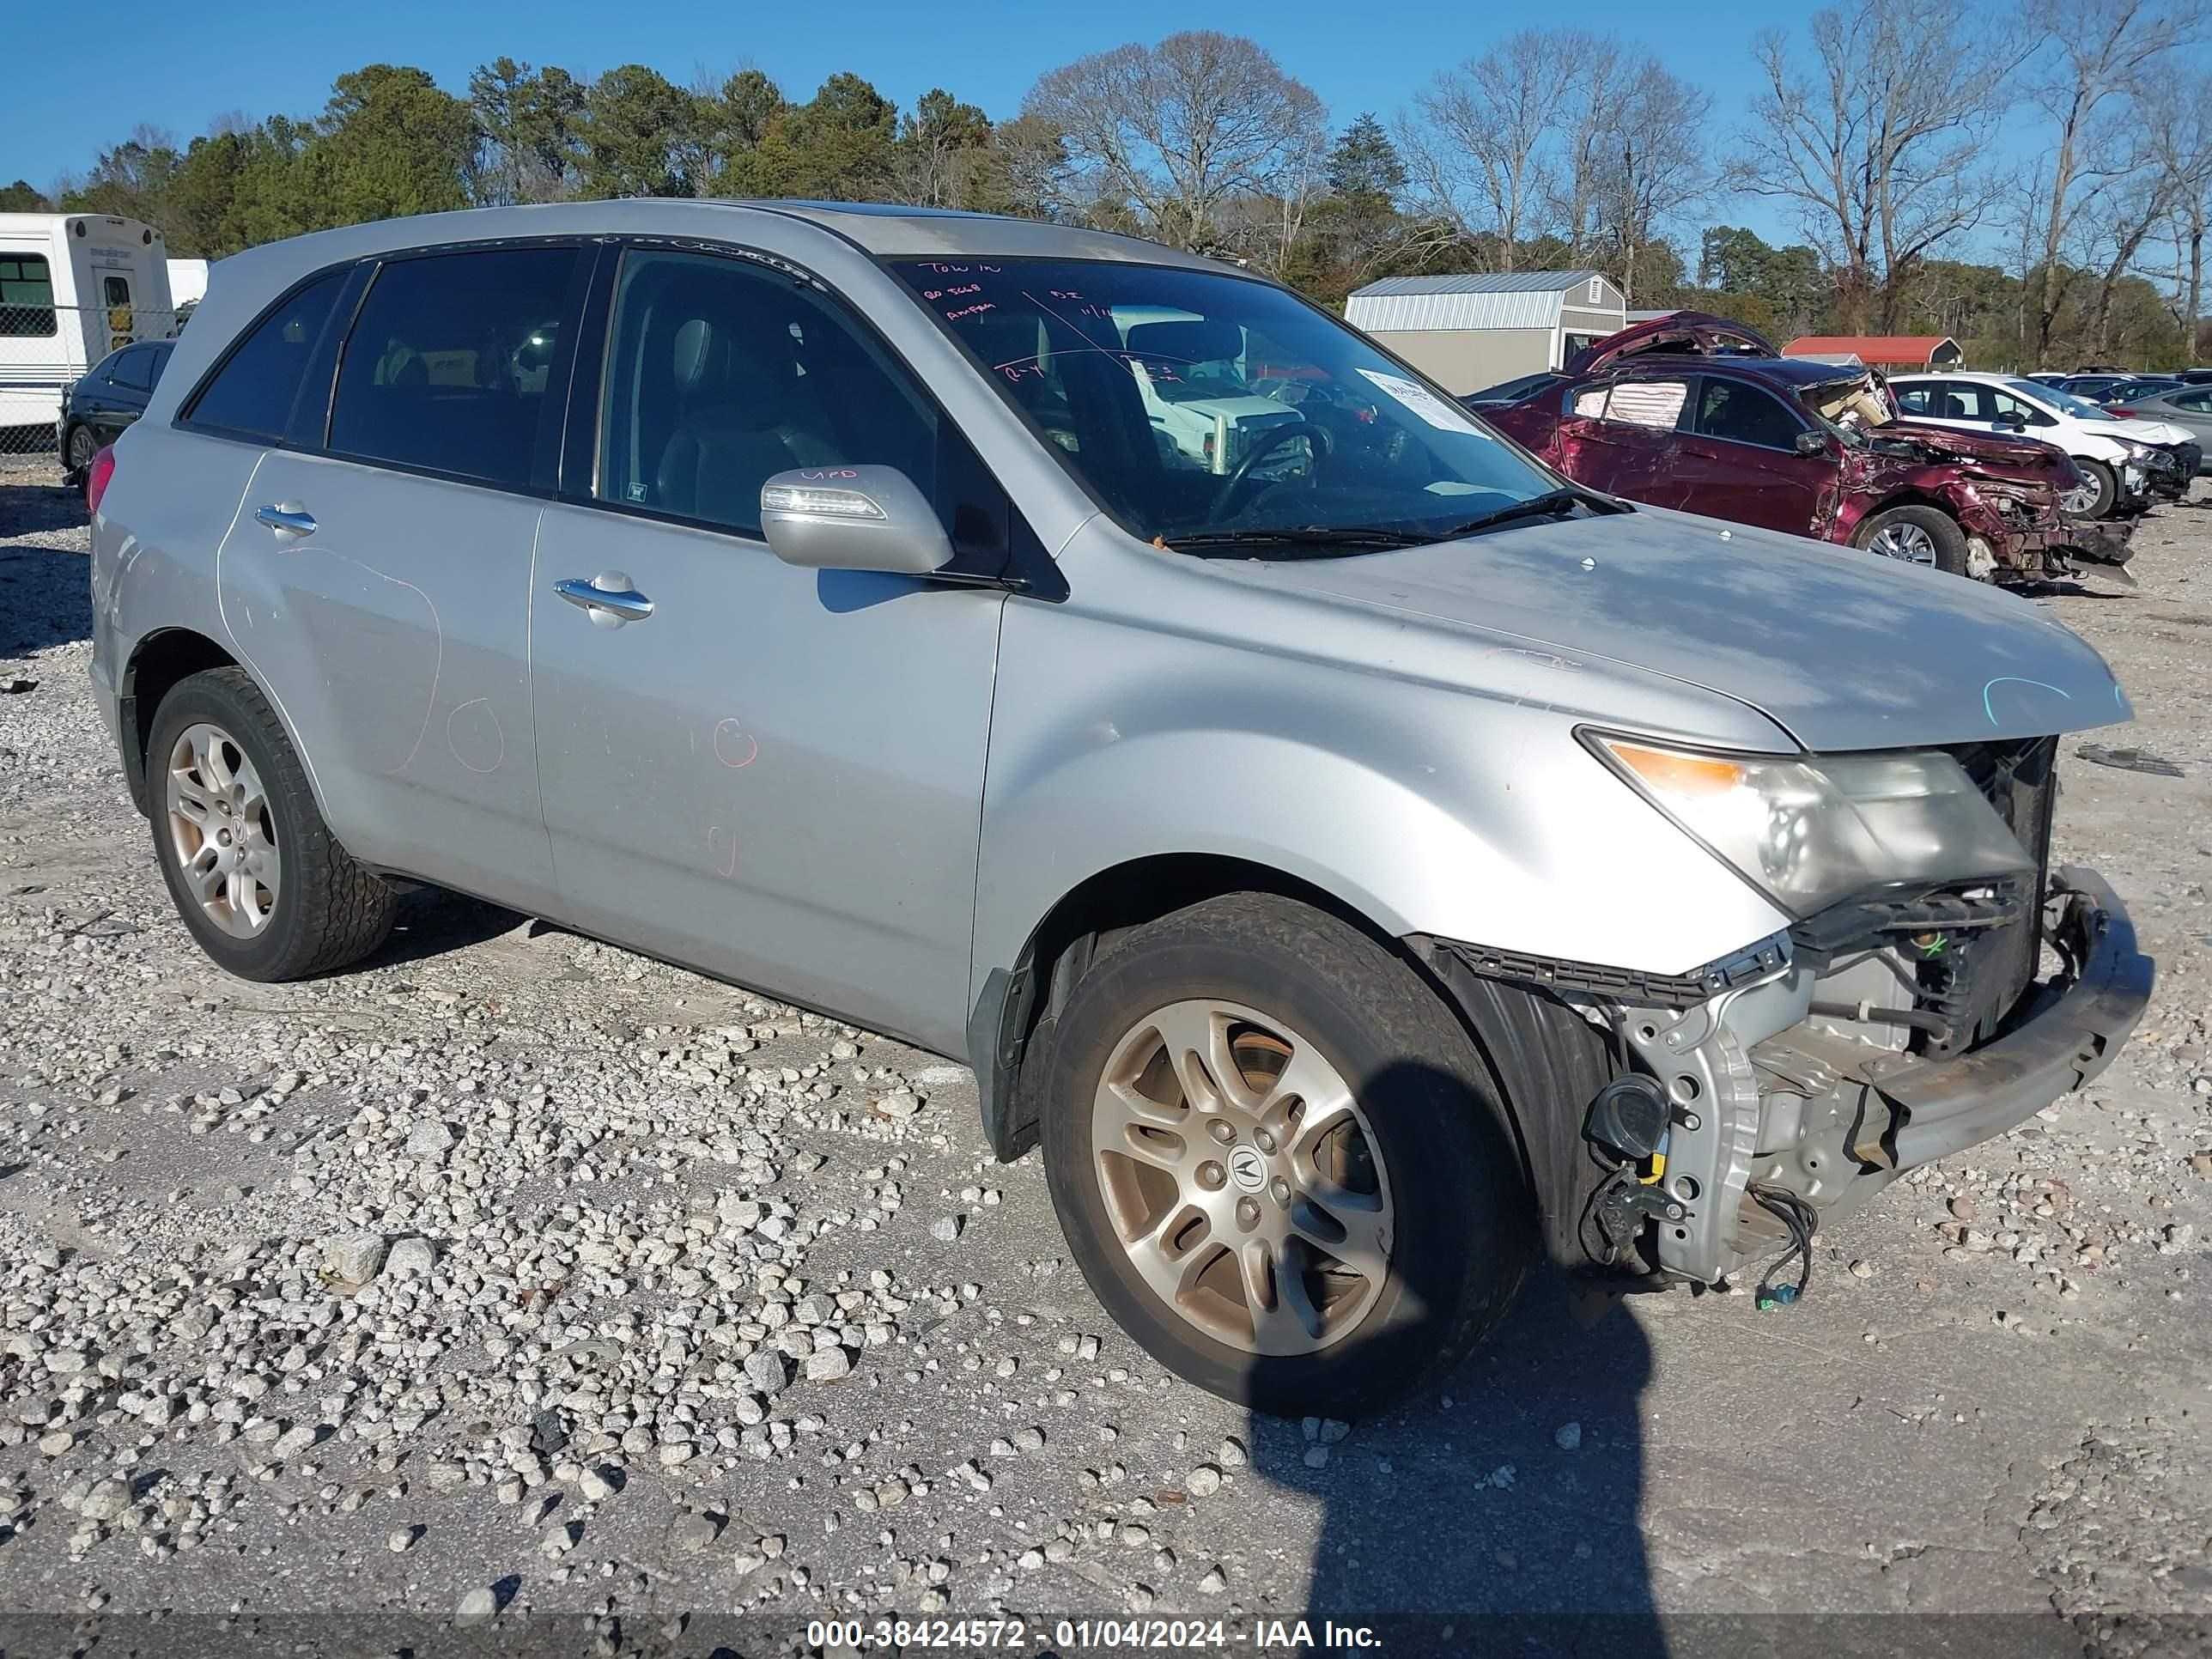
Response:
[210, 198, 1233, 278]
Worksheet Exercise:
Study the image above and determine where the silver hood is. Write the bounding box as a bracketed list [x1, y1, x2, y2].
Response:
[1238, 506, 2130, 753]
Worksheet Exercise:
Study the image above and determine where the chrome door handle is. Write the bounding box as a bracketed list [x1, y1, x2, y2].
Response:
[556, 574, 654, 623]
[253, 504, 316, 537]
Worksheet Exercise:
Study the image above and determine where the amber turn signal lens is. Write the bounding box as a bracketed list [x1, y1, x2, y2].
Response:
[1602, 741, 1747, 797]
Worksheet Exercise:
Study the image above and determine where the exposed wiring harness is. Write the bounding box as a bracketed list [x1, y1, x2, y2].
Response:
[1746, 1183, 1819, 1310]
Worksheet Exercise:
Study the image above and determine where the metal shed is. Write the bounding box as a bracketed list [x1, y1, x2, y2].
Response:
[1344, 270, 1628, 394]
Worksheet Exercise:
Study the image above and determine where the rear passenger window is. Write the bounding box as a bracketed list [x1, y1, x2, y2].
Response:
[110, 347, 155, 392]
[331, 247, 579, 488]
[1571, 380, 1686, 430]
[185, 270, 347, 441]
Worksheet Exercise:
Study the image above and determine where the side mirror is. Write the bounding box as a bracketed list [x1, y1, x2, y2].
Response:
[758, 465, 951, 574]
[1794, 428, 1831, 456]
[1995, 410, 2028, 429]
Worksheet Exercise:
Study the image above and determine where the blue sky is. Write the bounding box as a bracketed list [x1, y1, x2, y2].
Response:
[12, 0, 1929, 256]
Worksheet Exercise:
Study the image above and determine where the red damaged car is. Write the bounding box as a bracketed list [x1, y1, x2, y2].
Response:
[1483, 314, 2128, 582]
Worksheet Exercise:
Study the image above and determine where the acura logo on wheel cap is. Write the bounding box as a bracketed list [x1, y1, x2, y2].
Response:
[1227, 1147, 1267, 1192]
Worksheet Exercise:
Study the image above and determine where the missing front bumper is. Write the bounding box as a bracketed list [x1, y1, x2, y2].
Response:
[1856, 866, 2152, 1167]
[1590, 866, 2149, 1283]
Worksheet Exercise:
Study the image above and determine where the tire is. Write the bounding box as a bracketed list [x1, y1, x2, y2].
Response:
[63, 422, 98, 474]
[146, 666, 397, 981]
[1038, 892, 1534, 1417]
[2061, 458, 2117, 520]
[1854, 503, 1968, 576]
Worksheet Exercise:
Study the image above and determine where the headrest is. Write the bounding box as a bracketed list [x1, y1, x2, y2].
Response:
[1123, 316, 1242, 366]
[672, 317, 720, 388]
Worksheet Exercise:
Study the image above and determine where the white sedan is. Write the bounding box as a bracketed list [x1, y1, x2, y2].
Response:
[1891, 371, 2193, 518]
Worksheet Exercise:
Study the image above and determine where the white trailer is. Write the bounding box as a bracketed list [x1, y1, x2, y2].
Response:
[167, 258, 210, 308]
[1, 212, 176, 435]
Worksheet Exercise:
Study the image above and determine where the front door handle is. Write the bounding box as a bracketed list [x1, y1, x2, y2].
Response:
[253, 503, 316, 538]
[556, 573, 654, 625]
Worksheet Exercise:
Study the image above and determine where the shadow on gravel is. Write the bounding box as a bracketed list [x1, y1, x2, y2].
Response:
[365, 884, 524, 970]
[1244, 1058, 1664, 1658]
[0, 538, 94, 657]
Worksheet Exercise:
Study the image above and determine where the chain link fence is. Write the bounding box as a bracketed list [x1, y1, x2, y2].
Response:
[3, 302, 191, 462]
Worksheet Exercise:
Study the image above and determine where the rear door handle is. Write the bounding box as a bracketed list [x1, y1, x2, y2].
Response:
[556, 574, 654, 624]
[253, 503, 316, 538]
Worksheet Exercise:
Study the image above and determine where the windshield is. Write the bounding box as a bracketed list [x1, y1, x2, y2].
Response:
[2008, 379, 2109, 421]
[888, 258, 1561, 547]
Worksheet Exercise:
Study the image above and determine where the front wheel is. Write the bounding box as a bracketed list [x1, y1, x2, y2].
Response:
[64, 422, 98, 474]
[1039, 893, 1533, 1417]
[1855, 503, 1969, 576]
[2061, 459, 2117, 520]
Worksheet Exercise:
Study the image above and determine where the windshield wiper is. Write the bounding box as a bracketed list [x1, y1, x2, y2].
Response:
[1442, 486, 1621, 539]
[1158, 526, 1439, 553]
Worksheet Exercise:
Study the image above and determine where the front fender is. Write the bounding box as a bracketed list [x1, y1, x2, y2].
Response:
[970, 586, 1793, 1023]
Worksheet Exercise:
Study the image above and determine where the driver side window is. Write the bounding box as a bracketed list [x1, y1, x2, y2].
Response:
[1993, 391, 2053, 427]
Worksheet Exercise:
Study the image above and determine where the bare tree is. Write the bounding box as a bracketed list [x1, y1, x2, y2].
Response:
[2083, 71, 2212, 348]
[1398, 31, 1578, 268]
[1552, 37, 1631, 259]
[1728, 0, 2026, 329]
[1590, 63, 1713, 302]
[1023, 32, 1326, 251]
[2024, 0, 2203, 357]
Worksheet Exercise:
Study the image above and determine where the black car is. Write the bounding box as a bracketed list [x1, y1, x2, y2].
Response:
[59, 339, 174, 476]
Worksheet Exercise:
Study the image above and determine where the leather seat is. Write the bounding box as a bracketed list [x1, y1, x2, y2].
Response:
[654, 311, 840, 525]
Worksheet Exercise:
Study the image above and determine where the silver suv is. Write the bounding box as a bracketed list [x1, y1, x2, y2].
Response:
[88, 203, 2152, 1415]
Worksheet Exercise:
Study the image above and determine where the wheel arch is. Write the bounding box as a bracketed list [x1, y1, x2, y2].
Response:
[120, 629, 330, 827]
[967, 851, 1617, 1271]
[119, 628, 240, 814]
[969, 852, 1387, 1160]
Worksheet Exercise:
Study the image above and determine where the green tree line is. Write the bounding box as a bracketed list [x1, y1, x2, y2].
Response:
[7, 14, 2206, 369]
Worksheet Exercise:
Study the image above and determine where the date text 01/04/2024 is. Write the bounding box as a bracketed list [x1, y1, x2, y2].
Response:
[801, 1619, 1384, 1650]
[796, 1627, 1380, 1654]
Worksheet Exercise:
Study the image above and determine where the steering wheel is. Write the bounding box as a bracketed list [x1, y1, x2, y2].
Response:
[1210, 420, 1322, 517]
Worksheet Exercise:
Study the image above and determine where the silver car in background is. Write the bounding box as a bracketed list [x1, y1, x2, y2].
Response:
[88, 202, 2152, 1414]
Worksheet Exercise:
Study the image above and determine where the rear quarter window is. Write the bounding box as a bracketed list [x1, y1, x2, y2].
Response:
[183, 270, 349, 441]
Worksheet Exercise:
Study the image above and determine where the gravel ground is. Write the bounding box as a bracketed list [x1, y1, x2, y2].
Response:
[0, 459, 2207, 1657]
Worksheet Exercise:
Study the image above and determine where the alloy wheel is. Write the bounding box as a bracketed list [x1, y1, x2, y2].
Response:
[1868, 520, 1938, 565]
[1090, 1000, 1394, 1356]
[165, 721, 281, 937]
[66, 426, 96, 471]
[2060, 480, 2098, 515]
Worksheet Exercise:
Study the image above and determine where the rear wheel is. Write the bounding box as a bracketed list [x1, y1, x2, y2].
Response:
[2061, 459, 2117, 519]
[148, 667, 397, 981]
[1854, 503, 1968, 576]
[1039, 893, 1533, 1416]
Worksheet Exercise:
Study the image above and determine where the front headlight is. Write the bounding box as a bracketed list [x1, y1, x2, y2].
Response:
[1585, 734, 2033, 917]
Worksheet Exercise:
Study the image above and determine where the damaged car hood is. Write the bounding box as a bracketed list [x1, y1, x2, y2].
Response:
[1879, 421, 2073, 478]
[1236, 507, 2129, 752]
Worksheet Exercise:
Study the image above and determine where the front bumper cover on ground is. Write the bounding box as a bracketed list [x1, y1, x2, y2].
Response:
[2055, 514, 2138, 570]
[1863, 866, 2153, 1168]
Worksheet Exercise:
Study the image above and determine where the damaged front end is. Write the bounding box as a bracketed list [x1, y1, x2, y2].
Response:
[1423, 735, 2152, 1288]
[1580, 739, 2148, 1285]
[1832, 400, 2136, 581]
